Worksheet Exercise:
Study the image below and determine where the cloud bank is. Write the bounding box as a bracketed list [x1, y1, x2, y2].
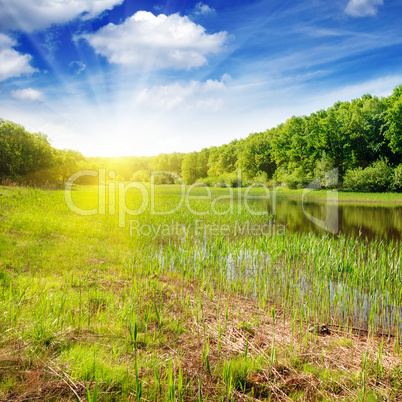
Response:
[0, 0, 124, 32]
[0, 34, 35, 82]
[79, 11, 229, 70]
[11, 88, 45, 102]
[136, 77, 227, 111]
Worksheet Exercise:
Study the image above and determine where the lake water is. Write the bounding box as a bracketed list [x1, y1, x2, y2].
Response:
[264, 198, 402, 241]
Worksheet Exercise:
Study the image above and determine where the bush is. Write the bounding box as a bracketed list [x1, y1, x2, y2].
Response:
[196, 176, 215, 187]
[314, 152, 337, 188]
[275, 166, 312, 189]
[343, 160, 393, 192]
[196, 172, 250, 188]
[132, 170, 150, 183]
[252, 172, 269, 186]
[393, 164, 402, 192]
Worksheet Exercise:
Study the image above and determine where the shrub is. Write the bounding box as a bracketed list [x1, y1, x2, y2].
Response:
[275, 166, 311, 189]
[132, 170, 150, 183]
[343, 160, 393, 192]
[196, 172, 249, 188]
[392, 164, 402, 192]
[196, 176, 215, 187]
[314, 152, 337, 188]
[252, 172, 269, 186]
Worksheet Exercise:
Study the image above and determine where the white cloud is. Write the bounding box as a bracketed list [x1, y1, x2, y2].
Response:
[69, 60, 86, 75]
[0, 0, 124, 32]
[11, 88, 45, 102]
[0, 34, 35, 82]
[79, 11, 229, 70]
[194, 3, 215, 16]
[136, 77, 227, 110]
[42, 31, 60, 59]
[345, 0, 384, 17]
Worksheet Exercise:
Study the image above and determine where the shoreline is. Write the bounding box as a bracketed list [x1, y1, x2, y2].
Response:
[273, 188, 402, 205]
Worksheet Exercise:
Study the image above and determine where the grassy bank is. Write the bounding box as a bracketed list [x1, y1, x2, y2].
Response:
[0, 185, 401, 401]
[275, 188, 402, 205]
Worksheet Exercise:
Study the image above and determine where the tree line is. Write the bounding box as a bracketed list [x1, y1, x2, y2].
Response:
[1, 84, 402, 192]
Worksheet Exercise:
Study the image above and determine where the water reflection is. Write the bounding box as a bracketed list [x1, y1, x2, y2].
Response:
[262, 198, 402, 241]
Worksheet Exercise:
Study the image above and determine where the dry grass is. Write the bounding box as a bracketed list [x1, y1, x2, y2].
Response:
[1, 271, 402, 401]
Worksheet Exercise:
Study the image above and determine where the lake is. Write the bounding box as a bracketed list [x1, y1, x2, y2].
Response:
[263, 197, 402, 241]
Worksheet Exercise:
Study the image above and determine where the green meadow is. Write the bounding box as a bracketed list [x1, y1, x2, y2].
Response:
[1, 184, 402, 401]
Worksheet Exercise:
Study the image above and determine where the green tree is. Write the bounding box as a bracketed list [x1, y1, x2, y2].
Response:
[384, 85, 402, 155]
[182, 152, 199, 184]
[236, 131, 276, 180]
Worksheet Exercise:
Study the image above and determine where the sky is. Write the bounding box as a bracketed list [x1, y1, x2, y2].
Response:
[1, 0, 402, 157]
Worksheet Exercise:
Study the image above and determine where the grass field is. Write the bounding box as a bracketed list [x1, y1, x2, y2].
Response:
[0, 184, 402, 401]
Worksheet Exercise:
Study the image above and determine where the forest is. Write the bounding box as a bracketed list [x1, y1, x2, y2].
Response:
[1, 84, 402, 192]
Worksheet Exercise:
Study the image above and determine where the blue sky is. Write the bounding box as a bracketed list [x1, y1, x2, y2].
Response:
[1, 0, 402, 156]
